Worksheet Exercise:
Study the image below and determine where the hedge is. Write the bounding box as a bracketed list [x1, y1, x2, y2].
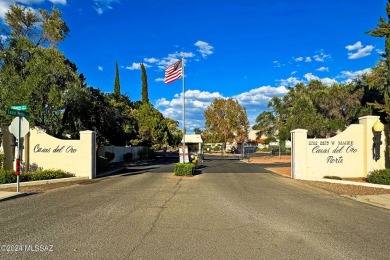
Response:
[174, 163, 194, 176]
[0, 169, 74, 184]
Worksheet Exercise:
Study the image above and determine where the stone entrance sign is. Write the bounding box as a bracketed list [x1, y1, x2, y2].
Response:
[291, 116, 385, 180]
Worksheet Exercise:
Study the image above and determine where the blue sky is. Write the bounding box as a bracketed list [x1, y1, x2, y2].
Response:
[0, 0, 387, 132]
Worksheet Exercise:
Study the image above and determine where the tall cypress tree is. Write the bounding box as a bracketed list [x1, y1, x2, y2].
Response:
[367, 0, 390, 119]
[114, 61, 120, 98]
[141, 63, 149, 103]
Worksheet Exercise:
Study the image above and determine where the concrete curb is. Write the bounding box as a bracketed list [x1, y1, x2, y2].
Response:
[0, 177, 89, 189]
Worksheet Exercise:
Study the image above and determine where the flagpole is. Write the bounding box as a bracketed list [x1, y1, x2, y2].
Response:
[182, 54, 186, 163]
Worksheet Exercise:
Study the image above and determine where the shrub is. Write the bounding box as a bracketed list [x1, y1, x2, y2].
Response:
[324, 176, 342, 180]
[0, 153, 5, 169]
[97, 156, 110, 172]
[213, 145, 221, 151]
[138, 148, 148, 159]
[21, 170, 74, 182]
[366, 169, 390, 185]
[174, 163, 194, 176]
[123, 153, 133, 162]
[0, 169, 17, 184]
[138, 148, 156, 159]
[0, 169, 74, 184]
[104, 152, 115, 162]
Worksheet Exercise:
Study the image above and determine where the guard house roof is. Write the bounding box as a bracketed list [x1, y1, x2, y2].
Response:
[182, 134, 203, 143]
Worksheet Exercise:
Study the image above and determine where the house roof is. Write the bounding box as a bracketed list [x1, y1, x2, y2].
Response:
[182, 134, 203, 143]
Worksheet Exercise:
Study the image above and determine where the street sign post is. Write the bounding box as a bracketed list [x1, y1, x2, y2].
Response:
[7, 106, 30, 193]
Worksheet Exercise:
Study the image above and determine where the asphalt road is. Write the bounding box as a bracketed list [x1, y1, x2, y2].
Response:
[0, 159, 390, 259]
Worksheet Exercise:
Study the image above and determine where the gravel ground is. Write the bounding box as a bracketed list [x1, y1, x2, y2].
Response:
[299, 180, 390, 195]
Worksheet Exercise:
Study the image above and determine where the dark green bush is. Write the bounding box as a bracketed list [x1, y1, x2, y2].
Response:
[0, 153, 5, 169]
[21, 170, 74, 182]
[97, 156, 109, 172]
[138, 148, 156, 159]
[105, 152, 115, 162]
[174, 163, 194, 176]
[213, 145, 221, 151]
[324, 176, 342, 180]
[123, 153, 133, 162]
[0, 169, 17, 184]
[0, 169, 74, 184]
[366, 169, 390, 185]
[138, 148, 148, 159]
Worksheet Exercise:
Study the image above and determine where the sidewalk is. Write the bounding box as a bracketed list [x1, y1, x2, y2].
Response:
[0, 165, 127, 202]
[0, 191, 27, 201]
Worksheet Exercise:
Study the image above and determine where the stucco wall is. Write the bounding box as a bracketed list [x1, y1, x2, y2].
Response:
[27, 128, 96, 179]
[291, 116, 386, 180]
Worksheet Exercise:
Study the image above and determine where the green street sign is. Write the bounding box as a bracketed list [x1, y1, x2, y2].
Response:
[6, 108, 29, 118]
[11, 105, 27, 111]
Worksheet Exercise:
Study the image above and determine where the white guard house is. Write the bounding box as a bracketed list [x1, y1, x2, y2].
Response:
[182, 134, 203, 155]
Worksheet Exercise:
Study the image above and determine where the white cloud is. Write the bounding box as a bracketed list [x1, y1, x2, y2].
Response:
[233, 86, 288, 106]
[144, 57, 159, 63]
[98, 66, 103, 71]
[0, 0, 67, 19]
[305, 57, 312, 62]
[273, 60, 282, 68]
[340, 68, 371, 80]
[156, 86, 292, 131]
[49, 0, 67, 4]
[345, 41, 362, 51]
[156, 89, 223, 130]
[313, 49, 331, 62]
[279, 77, 301, 87]
[346, 41, 374, 59]
[304, 73, 336, 86]
[94, 0, 120, 14]
[316, 66, 329, 72]
[194, 40, 214, 58]
[291, 71, 297, 75]
[124, 63, 141, 70]
[155, 78, 164, 82]
[16, 0, 45, 4]
[294, 57, 303, 62]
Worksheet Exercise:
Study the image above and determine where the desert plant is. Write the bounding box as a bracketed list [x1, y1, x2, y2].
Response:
[366, 169, 390, 185]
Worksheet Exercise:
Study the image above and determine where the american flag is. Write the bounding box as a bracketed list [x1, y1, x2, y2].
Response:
[165, 60, 182, 84]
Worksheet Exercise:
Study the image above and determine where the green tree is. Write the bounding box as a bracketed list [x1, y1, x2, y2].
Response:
[114, 61, 120, 98]
[366, 0, 390, 120]
[262, 81, 365, 139]
[252, 111, 276, 139]
[204, 98, 249, 149]
[194, 128, 202, 134]
[135, 103, 165, 146]
[0, 40, 81, 136]
[5, 5, 69, 48]
[140, 63, 149, 104]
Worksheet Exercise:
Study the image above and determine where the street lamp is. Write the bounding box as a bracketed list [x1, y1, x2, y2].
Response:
[373, 119, 384, 161]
